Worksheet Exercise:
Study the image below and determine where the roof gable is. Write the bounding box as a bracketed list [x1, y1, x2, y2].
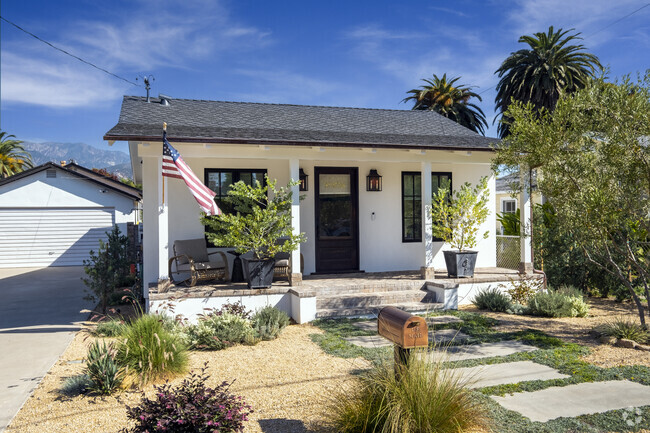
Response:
[0, 162, 141, 200]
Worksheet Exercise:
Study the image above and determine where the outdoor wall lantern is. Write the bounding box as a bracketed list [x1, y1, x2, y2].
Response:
[299, 168, 308, 191]
[366, 169, 382, 191]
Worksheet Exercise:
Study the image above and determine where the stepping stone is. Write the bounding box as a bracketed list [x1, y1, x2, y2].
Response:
[429, 329, 470, 343]
[449, 361, 570, 389]
[430, 340, 538, 362]
[492, 380, 650, 422]
[344, 335, 392, 348]
[427, 315, 463, 325]
[352, 321, 377, 332]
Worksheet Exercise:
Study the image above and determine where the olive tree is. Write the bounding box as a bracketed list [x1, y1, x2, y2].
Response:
[493, 73, 650, 326]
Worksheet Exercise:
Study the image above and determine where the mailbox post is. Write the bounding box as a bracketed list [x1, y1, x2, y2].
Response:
[378, 306, 429, 377]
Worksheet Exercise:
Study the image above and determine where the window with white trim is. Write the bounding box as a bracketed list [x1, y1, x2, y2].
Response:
[502, 199, 517, 214]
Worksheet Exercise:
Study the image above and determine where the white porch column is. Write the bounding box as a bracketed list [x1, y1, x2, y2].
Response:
[141, 156, 161, 301]
[519, 169, 533, 273]
[289, 158, 302, 285]
[420, 161, 435, 279]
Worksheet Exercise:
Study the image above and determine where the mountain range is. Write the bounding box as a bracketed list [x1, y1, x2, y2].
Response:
[22, 141, 132, 179]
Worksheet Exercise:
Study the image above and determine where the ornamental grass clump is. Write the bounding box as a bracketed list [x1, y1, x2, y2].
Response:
[117, 314, 188, 385]
[122, 363, 252, 433]
[330, 350, 489, 433]
[597, 317, 649, 344]
[472, 287, 512, 312]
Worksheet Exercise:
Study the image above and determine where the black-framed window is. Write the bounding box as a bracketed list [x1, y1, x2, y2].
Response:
[205, 169, 267, 214]
[402, 172, 422, 242]
[204, 169, 267, 246]
[402, 171, 453, 243]
[431, 172, 452, 242]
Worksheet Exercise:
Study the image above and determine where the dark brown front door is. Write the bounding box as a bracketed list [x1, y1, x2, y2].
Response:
[315, 167, 359, 273]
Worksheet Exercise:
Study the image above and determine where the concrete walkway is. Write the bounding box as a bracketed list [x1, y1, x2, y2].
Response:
[0, 267, 92, 433]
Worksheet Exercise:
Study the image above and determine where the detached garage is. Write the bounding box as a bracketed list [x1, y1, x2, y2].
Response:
[0, 162, 141, 268]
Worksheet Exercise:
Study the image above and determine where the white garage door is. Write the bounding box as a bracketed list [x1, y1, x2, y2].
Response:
[0, 208, 115, 268]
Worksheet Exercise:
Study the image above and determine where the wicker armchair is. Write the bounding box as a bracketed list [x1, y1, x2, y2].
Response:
[273, 252, 304, 281]
[168, 238, 230, 287]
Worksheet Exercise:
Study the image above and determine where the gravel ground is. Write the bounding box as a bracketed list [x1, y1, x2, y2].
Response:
[6, 324, 370, 433]
[461, 296, 650, 368]
[7, 296, 649, 432]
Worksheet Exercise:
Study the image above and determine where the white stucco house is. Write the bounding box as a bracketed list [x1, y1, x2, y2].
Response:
[0, 162, 141, 268]
[105, 95, 501, 301]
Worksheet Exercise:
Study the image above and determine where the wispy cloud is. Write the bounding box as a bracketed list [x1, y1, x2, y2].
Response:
[1, 0, 271, 108]
[506, 0, 649, 45]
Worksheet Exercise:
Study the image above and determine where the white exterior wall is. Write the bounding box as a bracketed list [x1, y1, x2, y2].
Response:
[136, 142, 496, 284]
[0, 169, 136, 228]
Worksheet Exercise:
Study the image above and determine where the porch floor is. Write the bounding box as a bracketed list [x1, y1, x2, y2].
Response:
[151, 267, 533, 299]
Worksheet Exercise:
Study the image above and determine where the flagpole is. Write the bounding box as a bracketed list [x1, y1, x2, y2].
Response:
[162, 122, 167, 205]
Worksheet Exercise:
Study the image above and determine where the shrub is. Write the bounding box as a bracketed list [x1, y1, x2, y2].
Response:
[597, 318, 649, 344]
[122, 364, 252, 433]
[330, 350, 489, 433]
[251, 306, 290, 340]
[187, 312, 257, 351]
[60, 374, 91, 396]
[117, 314, 188, 384]
[82, 225, 133, 314]
[84, 340, 124, 395]
[527, 288, 589, 318]
[472, 287, 512, 312]
[93, 319, 127, 337]
[505, 277, 543, 304]
[219, 301, 251, 319]
[506, 302, 528, 315]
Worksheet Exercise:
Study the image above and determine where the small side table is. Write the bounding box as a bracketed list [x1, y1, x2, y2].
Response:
[227, 250, 245, 283]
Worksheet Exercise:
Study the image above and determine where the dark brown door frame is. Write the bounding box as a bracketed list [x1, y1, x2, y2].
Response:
[314, 166, 360, 273]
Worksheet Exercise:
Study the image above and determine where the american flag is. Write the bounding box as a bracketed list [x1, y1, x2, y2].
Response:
[162, 132, 221, 216]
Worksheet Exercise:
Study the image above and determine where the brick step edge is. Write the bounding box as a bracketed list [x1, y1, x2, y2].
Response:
[316, 290, 435, 309]
[315, 302, 445, 319]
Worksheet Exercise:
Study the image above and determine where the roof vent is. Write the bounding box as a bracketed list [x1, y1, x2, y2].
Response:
[46, 169, 57, 178]
[159, 94, 172, 106]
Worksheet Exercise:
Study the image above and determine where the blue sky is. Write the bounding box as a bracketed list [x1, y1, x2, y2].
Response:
[1, 0, 649, 155]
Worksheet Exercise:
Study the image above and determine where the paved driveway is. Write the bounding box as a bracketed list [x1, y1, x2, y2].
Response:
[0, 267, 92, 432]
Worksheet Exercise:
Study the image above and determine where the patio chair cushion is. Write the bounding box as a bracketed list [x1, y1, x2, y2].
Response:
[176, 258, 226, 272]
[174, 238, 209, 264]
[274, 258, 290, 268]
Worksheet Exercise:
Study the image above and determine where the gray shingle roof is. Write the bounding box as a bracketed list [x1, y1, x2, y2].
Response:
[104, 96, 497, 151]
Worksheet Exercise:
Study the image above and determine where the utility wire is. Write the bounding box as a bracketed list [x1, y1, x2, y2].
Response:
[0, 15, 140, 87]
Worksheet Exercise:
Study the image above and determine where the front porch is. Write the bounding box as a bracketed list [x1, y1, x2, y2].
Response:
[149, 268, 542, 323]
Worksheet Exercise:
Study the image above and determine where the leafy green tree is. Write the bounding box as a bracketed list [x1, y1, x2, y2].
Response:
[494, 26, 602, 137]
[82, 225, 131, 313]
[201, 176, 306, 259]
[430, 177, 490, 251]
[493, 74, 650, 326]
[0, 131, 33, 178]
[403, 74, 488, 135]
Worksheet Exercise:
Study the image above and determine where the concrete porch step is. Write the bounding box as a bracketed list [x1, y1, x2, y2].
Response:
[315, 301, 444, 319]
[316, 289, 435, 309]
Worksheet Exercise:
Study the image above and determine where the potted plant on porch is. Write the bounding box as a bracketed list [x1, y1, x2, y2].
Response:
[201, 176, 306, 289]
[431, 176, 490, 278]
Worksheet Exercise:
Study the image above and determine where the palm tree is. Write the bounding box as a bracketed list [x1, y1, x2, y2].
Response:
[403, 74, 488, 135]
[494, 26, 602, 137]
[0, 131, 33, 178]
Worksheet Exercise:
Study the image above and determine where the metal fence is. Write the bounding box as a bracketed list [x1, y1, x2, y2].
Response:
[496, 235, 520, 270]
